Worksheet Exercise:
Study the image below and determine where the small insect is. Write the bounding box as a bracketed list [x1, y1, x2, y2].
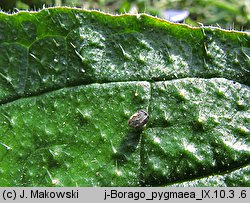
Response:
[128, 109, 149, 128]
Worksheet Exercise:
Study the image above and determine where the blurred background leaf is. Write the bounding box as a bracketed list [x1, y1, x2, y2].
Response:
[0, 0, 249, 31]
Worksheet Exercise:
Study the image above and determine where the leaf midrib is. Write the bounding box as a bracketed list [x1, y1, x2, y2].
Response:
[0, 77, 244, 106]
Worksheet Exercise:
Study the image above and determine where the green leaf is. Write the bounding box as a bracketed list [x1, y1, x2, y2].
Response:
[0, 8, 249, 186]
[170, 165, 250, 187]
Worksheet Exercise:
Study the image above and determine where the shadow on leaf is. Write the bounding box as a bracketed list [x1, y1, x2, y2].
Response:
[113, 128, 142, 166]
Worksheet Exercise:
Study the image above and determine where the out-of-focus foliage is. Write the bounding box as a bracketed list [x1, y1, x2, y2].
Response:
[0, 0, 249, 31]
